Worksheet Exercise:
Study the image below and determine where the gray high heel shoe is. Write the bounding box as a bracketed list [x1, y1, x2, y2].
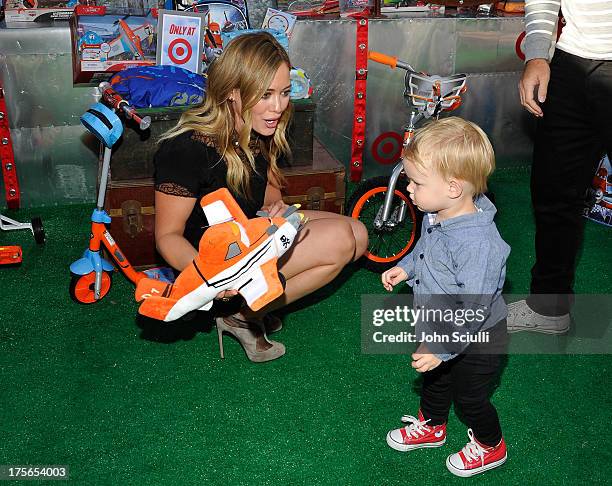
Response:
[216, 314, 285, 362]
[263, 313, 283, 334]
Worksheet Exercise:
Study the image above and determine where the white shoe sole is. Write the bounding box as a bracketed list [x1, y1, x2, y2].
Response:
[446, 453, 507, 477]
[386, 432, 446, 452]
[507, 325, 569, 335]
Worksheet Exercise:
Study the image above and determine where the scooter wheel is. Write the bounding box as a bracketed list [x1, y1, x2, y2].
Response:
[69, 271, 112, 304]
[31, 217, 45, 244]
[347, 175, 422, 273]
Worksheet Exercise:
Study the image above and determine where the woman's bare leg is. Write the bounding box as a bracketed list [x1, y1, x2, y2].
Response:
[300, 210, 369, 262]
[242, 212, 367, 317]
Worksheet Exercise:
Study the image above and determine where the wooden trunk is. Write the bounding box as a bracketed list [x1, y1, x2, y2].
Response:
[105, 178, 161, 268]
[104, 137, 346, 268]
[281, 138, 345, 214]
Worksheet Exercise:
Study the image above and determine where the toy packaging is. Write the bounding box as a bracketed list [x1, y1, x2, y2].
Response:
[381, 1, 445, 14]
[154, 1, 250, 72]
[166, 0, 247, 17]
[585, 155, 612, 227]
[192, 2, 250, 70]
[261, 7, 297, 37]
[71, 5, 158, 83]
[4, 0, 83, 23]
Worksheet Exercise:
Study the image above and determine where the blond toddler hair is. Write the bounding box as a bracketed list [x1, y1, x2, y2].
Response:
[402, 117, 495, 195]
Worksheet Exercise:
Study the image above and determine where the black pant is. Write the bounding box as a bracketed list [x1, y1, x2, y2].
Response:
[528, 50, 612, 316]
[420, 321, 507, 447]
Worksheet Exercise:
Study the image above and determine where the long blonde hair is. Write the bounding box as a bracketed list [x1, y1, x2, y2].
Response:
[159, 32, 292, 198]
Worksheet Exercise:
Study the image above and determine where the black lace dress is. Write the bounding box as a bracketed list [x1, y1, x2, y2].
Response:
[154, 130, 269, 249]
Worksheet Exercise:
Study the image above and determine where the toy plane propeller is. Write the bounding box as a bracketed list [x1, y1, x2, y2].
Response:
[135, 188, 305, 322]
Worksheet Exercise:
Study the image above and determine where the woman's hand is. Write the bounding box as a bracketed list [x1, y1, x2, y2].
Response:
[411, 343, 442, 373]
[382, 266, 408, 291]
[262, 199, 289, 218]
[215, 289, 239, 301]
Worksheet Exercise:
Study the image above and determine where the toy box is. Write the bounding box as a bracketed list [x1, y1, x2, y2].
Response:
[71, 5, 158, 83]
[4, 0, 83, 23]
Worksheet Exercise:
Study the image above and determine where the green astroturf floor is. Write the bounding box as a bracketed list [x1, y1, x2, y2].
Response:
[1, 166, 611, 485]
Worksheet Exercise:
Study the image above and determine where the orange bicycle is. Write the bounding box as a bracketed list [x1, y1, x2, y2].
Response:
[347, 51, 467, 272]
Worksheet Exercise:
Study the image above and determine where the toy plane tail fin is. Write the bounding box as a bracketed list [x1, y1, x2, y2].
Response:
[135, 278, 171, 302]
[138, 296, 180, 322]
[200, 188, 248, 226]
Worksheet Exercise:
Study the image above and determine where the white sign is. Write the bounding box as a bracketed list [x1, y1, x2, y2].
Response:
[157, 10, 205, 74]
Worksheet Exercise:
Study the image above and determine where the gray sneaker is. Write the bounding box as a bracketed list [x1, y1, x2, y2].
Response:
[506, 300, 570, 334]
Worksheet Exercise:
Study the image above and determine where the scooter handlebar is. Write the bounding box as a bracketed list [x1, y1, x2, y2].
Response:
[98, 82, 151, 130]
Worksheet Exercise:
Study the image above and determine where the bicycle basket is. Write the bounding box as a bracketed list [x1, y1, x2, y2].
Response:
[404, 72, 467, 117]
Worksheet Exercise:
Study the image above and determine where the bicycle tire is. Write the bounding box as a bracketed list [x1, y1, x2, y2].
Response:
[347, 175, 422, 273]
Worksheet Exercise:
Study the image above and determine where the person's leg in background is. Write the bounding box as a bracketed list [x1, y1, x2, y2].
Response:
[509, 51, 612, 332]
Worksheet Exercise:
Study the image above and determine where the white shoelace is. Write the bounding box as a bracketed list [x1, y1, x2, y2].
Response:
[461, 429, 487, 465]
[400, 415, 431, 438]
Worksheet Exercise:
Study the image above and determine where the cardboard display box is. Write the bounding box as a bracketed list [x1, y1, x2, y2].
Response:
[71, 5, 157, 83]
[5, 0, 81, 23]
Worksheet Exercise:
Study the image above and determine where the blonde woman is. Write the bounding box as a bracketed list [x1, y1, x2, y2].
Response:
[154, 32, 368, 362]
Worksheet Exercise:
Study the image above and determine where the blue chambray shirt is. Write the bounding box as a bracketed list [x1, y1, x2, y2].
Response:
[397, 195, 511, 361]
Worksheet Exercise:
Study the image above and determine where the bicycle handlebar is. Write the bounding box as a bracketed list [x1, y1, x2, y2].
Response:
[368, 51, 415, 72]
[98, 82, 151, 130]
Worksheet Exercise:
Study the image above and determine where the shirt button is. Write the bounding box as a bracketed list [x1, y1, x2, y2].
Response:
[415, 279, 420, 285]
[419, 254, 424, 259]
[427, 228, 432, 234]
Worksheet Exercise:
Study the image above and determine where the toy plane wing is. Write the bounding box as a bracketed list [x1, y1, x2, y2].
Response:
[108, 22, 152, 59]
[232, 259, 285, 311]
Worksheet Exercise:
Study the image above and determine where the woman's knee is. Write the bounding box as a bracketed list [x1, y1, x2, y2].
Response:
[329, 222, 357, 265]
[351, 219, 368, 259]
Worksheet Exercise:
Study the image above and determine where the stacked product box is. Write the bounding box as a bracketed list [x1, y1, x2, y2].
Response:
[4, 0, 83, 23]
[71, 5, 158, 83]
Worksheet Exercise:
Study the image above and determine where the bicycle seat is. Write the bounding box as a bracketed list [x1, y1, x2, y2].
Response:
[404, 72, 467, 117]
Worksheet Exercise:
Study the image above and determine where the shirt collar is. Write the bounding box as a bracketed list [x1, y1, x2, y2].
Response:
[424, 194, 497, 229]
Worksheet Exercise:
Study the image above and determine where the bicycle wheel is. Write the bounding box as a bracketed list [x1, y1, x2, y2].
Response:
[347, 176, 421, 273]
[69, 271, 112, 304]
[31, 216, 45, 244]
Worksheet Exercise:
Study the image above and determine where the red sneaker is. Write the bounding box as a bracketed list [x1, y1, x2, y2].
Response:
[386, 410, 447, 451]
[446, 429, 507, 477]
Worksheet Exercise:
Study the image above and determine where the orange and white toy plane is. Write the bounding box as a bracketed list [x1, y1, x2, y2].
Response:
[107, 19, 154, 60]
[135, 188, 304, 322]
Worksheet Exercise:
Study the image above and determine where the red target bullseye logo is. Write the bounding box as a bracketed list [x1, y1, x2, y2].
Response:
[515, 31, 526, 61]
[168, 38, 192, 65]
[372, 132, 403, 165]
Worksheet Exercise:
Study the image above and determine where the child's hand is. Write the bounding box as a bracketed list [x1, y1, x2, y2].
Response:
[411, 343, 442, 373]
[381, 266, 408, 291]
